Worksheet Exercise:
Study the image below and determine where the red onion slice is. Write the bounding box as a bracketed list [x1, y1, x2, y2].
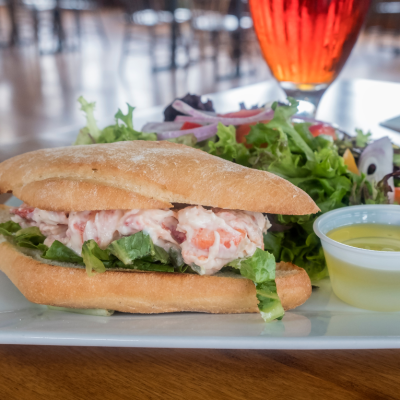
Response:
[172, 100, 274, 125]
[157, 122, 219, 141]
[142, 121, 184, 133]
[172, 100, 217, 118]
[358, 137, 394, 202]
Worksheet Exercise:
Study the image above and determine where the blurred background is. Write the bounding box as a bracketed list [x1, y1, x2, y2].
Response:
[0, 0, 400, 143]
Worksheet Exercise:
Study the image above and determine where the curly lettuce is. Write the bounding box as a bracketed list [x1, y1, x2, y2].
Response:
[74, 96, 156, 145]
[229, 248, 284, 321]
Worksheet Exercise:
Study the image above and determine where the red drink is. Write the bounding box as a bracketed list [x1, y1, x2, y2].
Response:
[250, 0, 371, 87]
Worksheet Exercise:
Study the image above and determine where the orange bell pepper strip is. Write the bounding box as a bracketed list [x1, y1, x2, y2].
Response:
[343, 148, 360, 175]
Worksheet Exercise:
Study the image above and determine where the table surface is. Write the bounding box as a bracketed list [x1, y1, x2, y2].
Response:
[1, 78, 400, 398]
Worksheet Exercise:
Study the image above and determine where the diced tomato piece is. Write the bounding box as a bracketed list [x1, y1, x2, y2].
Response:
[218, 109, 270, 146]
[236, 123, 254, 146]
[180, 122, 202, 130]
[236, 121, 270, 148]
[395, 187, 400, 203]
[219, 109, 263, 118]
[309, 123, 337, 140]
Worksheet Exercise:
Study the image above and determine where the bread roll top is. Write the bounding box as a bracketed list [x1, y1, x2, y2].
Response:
[0, 141, 319, 214]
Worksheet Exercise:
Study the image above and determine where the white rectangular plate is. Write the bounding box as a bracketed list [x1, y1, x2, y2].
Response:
[1, 271, 400, 349]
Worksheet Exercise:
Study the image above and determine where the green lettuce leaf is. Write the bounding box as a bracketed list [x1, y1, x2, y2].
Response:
[263, 231, 284, 260]
[82, 240, 107, 276]
[115, 103, 135, 129]
[86, 239, 110, 261]
[47, 306, 115, 316]
[74, 97, 157, 145]
[116, 259, 174, 273]
[107, 231, 154, 264]
[393, 153, 400, 167]
[0, 221, 21, 236]
[97, 125, 156, 144]
[355, 128, 372, 147]
[229, 249, 284, 322]
[208, 123, 249, 165]
[151, 245, 170, 264]
[167, 133, 197, 147]
[229, 248, 276, 283]
[39, 232, 179, 275]
[169, 247, 185, 268]
[268, 98, 315, 162]
[74, 96, 102, 145]
[42, 240, 84, 264]
[97, 102, 156, 143]
[256, 281, 285, 322]
[14, 227, 47, 250]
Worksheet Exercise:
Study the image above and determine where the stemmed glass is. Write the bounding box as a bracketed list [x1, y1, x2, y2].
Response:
[249, 0, 371, 116]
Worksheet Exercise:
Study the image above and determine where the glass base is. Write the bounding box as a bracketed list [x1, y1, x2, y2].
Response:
[280, 82, 328, 117]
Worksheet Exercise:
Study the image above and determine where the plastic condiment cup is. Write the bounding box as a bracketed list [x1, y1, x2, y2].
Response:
[313, 205, 400, 312]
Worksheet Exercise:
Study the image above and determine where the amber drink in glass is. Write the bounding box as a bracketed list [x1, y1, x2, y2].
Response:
[249, 0, 371, 115]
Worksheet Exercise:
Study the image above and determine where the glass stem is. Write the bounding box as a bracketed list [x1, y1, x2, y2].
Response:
[280, 83, 328, 117]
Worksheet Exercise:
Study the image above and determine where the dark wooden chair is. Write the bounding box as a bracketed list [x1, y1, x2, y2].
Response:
[365, 0, 400, 54]
[190, 0, 258, 80]
[120, 0, 191, 71]
[58, 0, 108, 50]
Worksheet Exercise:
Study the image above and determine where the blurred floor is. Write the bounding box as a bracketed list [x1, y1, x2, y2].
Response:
[1, 9, 400, 144]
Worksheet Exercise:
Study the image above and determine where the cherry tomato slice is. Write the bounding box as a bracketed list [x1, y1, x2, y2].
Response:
[309, 123, 337, 140]
[395, 187, 400, 203]
[180, 122, 203, 130]
[236, 122, 271, 148]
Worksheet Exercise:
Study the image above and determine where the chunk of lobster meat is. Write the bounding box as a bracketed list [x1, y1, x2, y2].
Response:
[84, 210, 124, 249]
[176, 206, 265, 275]
[118, 209, 179, 251]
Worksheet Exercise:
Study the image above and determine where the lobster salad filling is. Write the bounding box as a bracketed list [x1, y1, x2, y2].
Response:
[1, 204, 285, 322]
[10, 204, 270, 276]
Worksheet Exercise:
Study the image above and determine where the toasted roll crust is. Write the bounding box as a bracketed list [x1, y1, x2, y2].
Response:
[14, 179, 172, 211]
[0, 141, 319, 214]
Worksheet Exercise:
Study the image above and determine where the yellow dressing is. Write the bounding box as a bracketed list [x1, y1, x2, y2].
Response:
[324, 223, 400, 311]
[327, 224, 400, 252]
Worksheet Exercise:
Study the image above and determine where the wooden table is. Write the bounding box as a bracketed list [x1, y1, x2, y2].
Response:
[1, 79, 400, 399]
[1, 347, 400, 399]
